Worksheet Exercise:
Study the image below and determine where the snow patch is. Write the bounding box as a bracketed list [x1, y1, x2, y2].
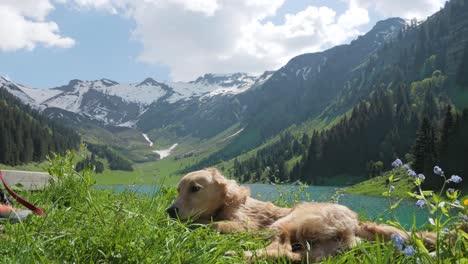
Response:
[142, 133, 153, 147]
[225, 128, 244, 140]
[116, 120, 137, 128]
[94, 81, 168, 105]
[153, 143, 178, 159]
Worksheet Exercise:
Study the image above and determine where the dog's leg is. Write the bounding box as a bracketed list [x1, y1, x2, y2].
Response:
[358, 222, 437, 250]
[243, 234, 303, 262]
[212, 221, 248, 234]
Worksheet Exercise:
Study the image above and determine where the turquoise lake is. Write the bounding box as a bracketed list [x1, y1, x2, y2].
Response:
[97, 184, 429, 229]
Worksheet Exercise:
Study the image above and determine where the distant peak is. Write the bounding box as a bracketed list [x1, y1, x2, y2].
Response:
[191, 72, 249, 84]
[100, 79, 119, 86]
[137, 77, 161, 87]
[68, 79, 83, 86]
[371, 17, 406, 32]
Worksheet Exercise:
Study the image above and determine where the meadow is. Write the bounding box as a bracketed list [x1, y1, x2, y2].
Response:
[0, 151, 466, 263]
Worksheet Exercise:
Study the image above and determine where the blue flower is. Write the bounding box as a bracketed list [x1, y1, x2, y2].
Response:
[433, 166, 443, 176]
[417, 174, 425, 180]
[461, 215, 468, 222]
[391, 233, 405, 251]
[392, 159, 403, 168]
[407, 170, 417, 177]
[447, 175, 462, 183]
[447, 188, 455, 194]
[403, 164, 410, 171]
[403, 245, 415, 256]
[454, 200, 460, 206]
[416, 200, 425, 208]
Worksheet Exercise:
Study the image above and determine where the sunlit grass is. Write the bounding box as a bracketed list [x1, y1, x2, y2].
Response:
[1, 152, 466, 263]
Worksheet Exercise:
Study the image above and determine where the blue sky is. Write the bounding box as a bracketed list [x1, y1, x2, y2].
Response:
[0, 0, 444, 88]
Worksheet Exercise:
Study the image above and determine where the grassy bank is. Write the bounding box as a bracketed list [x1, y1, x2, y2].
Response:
[345, 168, 415, 198]
[1, 152, 466, 263]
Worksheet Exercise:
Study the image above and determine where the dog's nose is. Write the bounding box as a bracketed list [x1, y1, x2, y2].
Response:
[166, 206, 179, 218]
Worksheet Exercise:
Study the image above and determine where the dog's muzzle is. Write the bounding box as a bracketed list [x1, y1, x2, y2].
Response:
[166, 206, 179, 218]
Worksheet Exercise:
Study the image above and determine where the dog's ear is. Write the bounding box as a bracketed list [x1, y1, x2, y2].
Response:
[208, 168, 249, 207]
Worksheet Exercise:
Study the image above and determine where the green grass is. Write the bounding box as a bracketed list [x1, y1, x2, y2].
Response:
[0, 161, 49, 172]
[345, 169, 415, 198]
[93, 155, 201, 185]
[216, 115, 348, 178]
[0, 151, 466, 263]
[93, 124, 247, 185]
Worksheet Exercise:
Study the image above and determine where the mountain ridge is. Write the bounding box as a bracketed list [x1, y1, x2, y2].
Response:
[0, 72, 272, 128]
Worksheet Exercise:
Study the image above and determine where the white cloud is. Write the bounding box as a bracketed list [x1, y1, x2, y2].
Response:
[351, 0, 446, 19]
[0, 0, 75, 51]
[97, 0, 369, 80]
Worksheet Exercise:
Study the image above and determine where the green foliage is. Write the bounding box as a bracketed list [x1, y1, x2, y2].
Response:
[86, 142, 133, 171]
[384, 161, 468, 262]
[76, 153, 104, 174]
[345, 168, 416, 198]
[228, 131, 306, 183]
[457, 42, 468, 88]
[0, 88, 80, 166]
[412, 117, 438, 185]
[1, 151, 467, 263]
[299, 87, 418, 183]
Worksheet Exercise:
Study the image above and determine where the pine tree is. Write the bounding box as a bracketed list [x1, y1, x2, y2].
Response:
[456, 42, 468, 88]
[412, 117, 439, 188]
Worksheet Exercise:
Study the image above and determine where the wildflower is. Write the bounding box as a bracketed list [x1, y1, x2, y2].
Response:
[403, 245, 415, 256]
[447, 175, 462, 184]
[433, 166, 443, 176]
[453, 200, 460, 206]
[447, 188, 455, 194]
[417, 174, 425, 180]
[416, 200, 425, 208]
[391, 233, 405, 251]
[407, 170, 417, 177]
[403, 164, 410, 171]
[392, 159, 403, 168]
[461, 215, 468, 222]
[464, 199, 468, 206]
[390, 185, 395, 191]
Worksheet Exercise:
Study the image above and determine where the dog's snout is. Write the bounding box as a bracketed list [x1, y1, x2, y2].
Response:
[166, 206, 179, 218]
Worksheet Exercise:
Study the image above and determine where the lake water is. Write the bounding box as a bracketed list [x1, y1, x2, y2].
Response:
[96, 184, 429, 228]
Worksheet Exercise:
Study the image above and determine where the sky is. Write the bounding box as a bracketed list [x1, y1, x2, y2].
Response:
[0, 0, 447, 88]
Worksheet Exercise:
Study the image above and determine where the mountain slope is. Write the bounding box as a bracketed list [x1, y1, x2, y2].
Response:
[211, 0, 468, 186]
[199, 18, 406, 163]
[0, 73, 272, 129]
[0, 87, 80, 166]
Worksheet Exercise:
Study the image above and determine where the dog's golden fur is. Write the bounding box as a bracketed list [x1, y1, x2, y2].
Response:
[168, 168, 438, 262]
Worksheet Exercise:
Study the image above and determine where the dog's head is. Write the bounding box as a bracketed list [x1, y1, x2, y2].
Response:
[167, 168, 249, 221]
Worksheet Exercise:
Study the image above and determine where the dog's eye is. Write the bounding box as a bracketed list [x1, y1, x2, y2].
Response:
[190, 185, 201, 193]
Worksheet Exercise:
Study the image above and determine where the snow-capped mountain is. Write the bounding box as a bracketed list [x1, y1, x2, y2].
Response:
[0, 17, 403, 144]
[0, 72, 272, 127]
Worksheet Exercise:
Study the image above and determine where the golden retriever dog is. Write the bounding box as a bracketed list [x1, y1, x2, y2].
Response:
[167, 168, 438, 262]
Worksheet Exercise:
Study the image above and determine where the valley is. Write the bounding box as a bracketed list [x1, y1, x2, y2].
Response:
[1, 1, 468, 262]
[1, 0, 468, 192]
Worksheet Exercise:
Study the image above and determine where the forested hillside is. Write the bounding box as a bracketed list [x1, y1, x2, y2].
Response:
[219, 0, 468, 188]
[228, 81, 468, 189]
[196, 0, 468, 173]
[0, 88, 80, 166]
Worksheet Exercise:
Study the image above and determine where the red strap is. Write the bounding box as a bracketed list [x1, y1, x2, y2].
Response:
[0, 170, 45, 216]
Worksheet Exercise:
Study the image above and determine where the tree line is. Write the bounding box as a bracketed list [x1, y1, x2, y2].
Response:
[228, 71, 467, 189]
[85, 142, 133, 171]
[0, 88, 80, 166]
